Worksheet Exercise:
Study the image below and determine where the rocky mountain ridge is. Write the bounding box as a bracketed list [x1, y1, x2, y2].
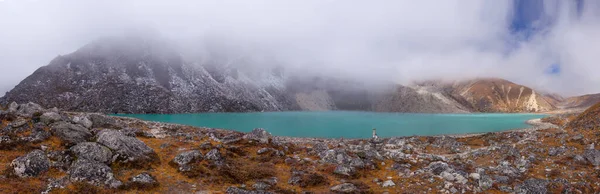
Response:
[1, 35, 599, 114]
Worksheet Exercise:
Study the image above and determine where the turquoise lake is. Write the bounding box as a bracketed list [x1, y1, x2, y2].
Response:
[117, 112, 546, 139]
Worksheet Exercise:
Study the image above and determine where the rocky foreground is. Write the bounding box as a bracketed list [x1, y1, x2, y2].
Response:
[0, 102, 599, 194]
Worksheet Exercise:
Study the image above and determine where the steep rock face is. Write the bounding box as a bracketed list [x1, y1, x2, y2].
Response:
[0, 35, 293, 113]
[449, 78, 555, 112]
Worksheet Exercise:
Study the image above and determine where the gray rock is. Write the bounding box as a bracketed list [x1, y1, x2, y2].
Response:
[494, 175, 510, 184]
[382, 180, 396, 188]
[89, 114, 119, 129]
[129, 172, 158, 187]
[226, 187, 273, 194]
[26, 126, 51, 143]
[515, 178, 548, 194]
[16, 102, 44, 117]
[172, 150, 203, 167]
[350, 157, 365, 168]
[427, 161, 450, 175]
[96, 129, 157, 165]
[469, 173, 480, 180]
[548, 147, 566, 156]
[40, 112, 62, 124]
[11, 149, 50, 178]
[257, 148, 272, 155]
[205, 149, 223, 161]
[8, 102, 18, 113]
[583, 149, 600, 166]
[70, 142, 113, 164]
[479, 175, 493, 190]
[47, 150, 74, 171]
[253, 181, 271, 190]
[51, 122, 92, 145]
[72, 116, 93, 129]
[333, 165, 356, 177]
[330, 183, 359, 193]
[312, 142, 329, 152]
[243, 128, 272, 144]
[441, 171, 455, 181]
[10, 119, 28, 128]
[69, 159, 122, 188]
[319, 149, 352, 165]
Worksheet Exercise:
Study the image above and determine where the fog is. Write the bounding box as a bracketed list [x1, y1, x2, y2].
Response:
[1, 0, 599, 96]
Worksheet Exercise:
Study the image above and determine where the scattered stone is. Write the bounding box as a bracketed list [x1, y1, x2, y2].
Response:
[70, 142, 113, 164]
[96, 129, 157, 165]
[333, 165, 356, 177]
[40, 112, 61, 124]
[382, 180, 396, 188]
[469, 173, 480, 180]
[51, 122, 92, 145]
[69, 159, 122, 188]
[129, 172, 159, 188]
[11, 149, 50, 178]
[312, 142, 329, 153]
[427, 161, 450, 175]
[479, 175, 493, 190]
[243, 128, 272, 144]
[47, 150, 74, 171]
[253, 181, 271, 190]
[10, 119, 28, 128]
[583, 149, 600, 166]
[319, 149, 352, 164]
[172, 150, 203, 167]
[226, 187, 273, 194]
[205, 149, 223, 161]
[257, 148, 272, 155]
[515, 178, 548, 194]
[330, 183, 358, 193]
[16, 102, 44, 117]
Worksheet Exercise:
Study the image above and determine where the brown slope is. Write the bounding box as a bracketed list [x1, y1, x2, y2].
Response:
[450, 78, 555, 112]
[560, 93, 600, 109]
[566, 101, 600, 130]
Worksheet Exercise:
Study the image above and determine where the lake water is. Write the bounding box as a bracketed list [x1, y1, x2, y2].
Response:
[116, 111, 546, 139]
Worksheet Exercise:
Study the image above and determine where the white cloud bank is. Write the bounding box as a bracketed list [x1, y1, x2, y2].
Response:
[0, 0, 599, 96]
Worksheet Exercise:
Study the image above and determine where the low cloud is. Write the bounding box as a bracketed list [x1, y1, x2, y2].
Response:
[0, 0, 599, 96]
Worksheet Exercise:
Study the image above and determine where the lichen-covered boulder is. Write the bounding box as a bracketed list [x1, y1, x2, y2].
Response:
[69, 159, 122, 188]
[128, 172, 159, 189]
[40, 112, 62, 124]
[96, 129, 157, 165]
[243, 128, 272, 144]
[584, 149, 600, 166]
[70, 142, 113, 164]
[51, 122, 92, 145]
[515, 178, 548, 194]
[205, 149, 223, 161]
[72, 116, 93, 129]
[172, 150, 203, 166]
[89, 114, 120, 129]
[16, 102, 44, 117]
[11, 149, 50, 178]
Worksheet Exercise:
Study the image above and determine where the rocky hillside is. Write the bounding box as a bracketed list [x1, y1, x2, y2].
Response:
[0, 35, 296, 114]
[566, 101, 600, 130]
[1, 102, 599, 193]
[447, 78, 556, 112]
[560, 93, 600, 110]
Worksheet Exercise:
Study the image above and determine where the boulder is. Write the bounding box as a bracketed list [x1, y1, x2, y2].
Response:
[319, 149, 353, 165]
[8, 102, 18, 113]
[243, 128, 272, 144]
[382, 180, 396, 188]
[40, 112, 62, 124]
[16, 102, 44, 117]
[333, 165, 356, 177]
[69, 159, 122, 188]
[225, 187, 273, 194]
[89, 114, 120, 129]
[70, 142, 113, 164]
[26, 126, 51, 143]
[11, 149, 50, 178]
[330, 183, 359, 193]
[129, 172, 159, 188]
[427, 161, 450, 175]
[171, 150, 203, 172]
[312, 142, 330, 153]
[96, 129, 157, 165]
[583, 149, 600, 166]
[72, 116, 93, 129]
[252, 181, 271, 190]
[205, 149, 223, 161]
[51, 122, 92, 145]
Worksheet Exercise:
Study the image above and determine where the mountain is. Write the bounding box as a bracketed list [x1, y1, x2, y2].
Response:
[559, 93, 600, 110]
[0, 35, 296, 113]
[0, 35, 564, 114]
[447, 78, 556, 112]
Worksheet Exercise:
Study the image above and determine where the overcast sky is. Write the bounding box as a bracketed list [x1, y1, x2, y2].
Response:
[0, 0, 599, 96]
